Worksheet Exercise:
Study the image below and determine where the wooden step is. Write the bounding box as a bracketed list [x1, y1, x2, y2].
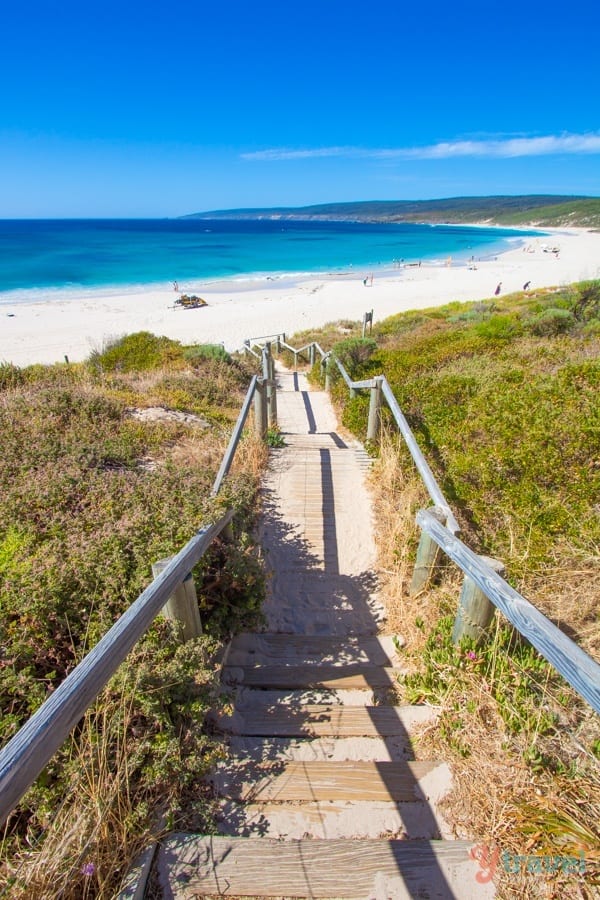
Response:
[211, 760, 442, 802]
[233, 688, 378, 708]
[225, 633, 401, 668]
[215, 797, 450, 840]
[223, 663, 402, 690]
[157, 835, 494, 898]
[214, 702, 435, 737]
[226, 735, 418, 762]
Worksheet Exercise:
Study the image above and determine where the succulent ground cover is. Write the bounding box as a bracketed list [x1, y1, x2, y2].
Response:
[0, 333, 265, 898]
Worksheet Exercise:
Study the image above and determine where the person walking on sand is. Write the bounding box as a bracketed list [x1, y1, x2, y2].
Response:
[494, 282, 502, 296]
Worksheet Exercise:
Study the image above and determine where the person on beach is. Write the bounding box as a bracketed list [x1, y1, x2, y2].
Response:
[173, 281, 179, 292]
[495, 283, 502, 296]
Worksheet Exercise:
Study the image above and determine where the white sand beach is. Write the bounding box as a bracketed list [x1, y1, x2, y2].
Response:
[1, 228, 599, 367]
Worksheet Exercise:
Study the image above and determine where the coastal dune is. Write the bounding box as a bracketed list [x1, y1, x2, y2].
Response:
[1, 228, 599, 367]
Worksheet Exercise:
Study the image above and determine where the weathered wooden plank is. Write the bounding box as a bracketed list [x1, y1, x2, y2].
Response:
[417, 508, 600, 715]
[211, 375, 258, 495]
[409, 507, 445, 595]
[453, 556, 506, 644]
[381, 379, 460, 534]
[225, 633, 400, 668]
[0, 511, 234, 827]
[215, 704, 435, 737]
[226, 734, 425, 762]
[157, 836, 492, 899]
[211, 760, 440, 802]
[215, 797, 448, 840]
[222, 664, 402, 690]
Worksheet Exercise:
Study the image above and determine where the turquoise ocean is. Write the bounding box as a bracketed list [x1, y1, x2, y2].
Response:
[0, 219, 538, 303]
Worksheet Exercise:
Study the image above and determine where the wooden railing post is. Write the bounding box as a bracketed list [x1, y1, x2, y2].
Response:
[254, 379, 268, 438]
[367, 376, 382, 443]
[324, 358, 331, 391]
[266, 353, 277, 426]
[151, 559, 202, 640]
[221, 521, 234, 543]
[261, 343, 276, 428]
[262, 342, 271, 382]
[410, 507, 446, 595]
[309, 344, 315, 366]
[453, 556, 506, 645]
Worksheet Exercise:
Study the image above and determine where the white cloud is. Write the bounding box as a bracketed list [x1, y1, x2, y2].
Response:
[241, 147, 352, 161]
[242, 133, 600, 162]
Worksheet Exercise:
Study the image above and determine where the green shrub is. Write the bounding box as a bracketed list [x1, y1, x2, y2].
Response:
[474, 313, 522, 341]
[88, 331, 184, 372]
[569, 280, 600, 322]
[527, 308, 575, 336]
[184, 343, 231, 364]
[0, 362, 24, 390]
[333, 336, 377, 374]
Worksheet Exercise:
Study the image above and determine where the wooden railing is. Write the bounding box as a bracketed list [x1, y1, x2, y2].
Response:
[268, 336, 600, 716]
[0, 356, 277, 826]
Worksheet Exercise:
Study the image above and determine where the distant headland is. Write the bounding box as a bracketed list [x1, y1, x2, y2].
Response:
[182, 195, 600, 228]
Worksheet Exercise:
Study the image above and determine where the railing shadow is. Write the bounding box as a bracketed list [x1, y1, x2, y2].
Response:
[209, 369, 461, 895]
[301, 392, 317, 433]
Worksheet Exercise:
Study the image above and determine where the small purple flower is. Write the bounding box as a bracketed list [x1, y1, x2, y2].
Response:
[81, 862, 96, 877]
[466, 651, 477, 660]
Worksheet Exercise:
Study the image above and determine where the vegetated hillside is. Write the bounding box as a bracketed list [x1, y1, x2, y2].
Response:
[0, 334, 265, 898]
[183, 195, 600, 227]
[294, 283, 600, 890]
[340, 282, 600, 655]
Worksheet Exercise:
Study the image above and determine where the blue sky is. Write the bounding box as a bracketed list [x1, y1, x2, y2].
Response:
[1, 0, 599, 217]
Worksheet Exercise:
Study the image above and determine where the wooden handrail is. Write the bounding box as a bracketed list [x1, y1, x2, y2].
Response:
[262, 336, 458, 533]
[323, 351, 459, 533]
[332, 357, 355, 391]
[0, 511, 234, 825]
[416, 509, 600, 714]
[211, 375, 258, 496]
[380, 380, 460, 534]
[257, 333, 599, 715]
[0, 358, 279, 825]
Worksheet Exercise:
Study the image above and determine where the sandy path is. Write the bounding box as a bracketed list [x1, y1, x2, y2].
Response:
[184, 369, 494, 896]
[258, 366, 385, 636]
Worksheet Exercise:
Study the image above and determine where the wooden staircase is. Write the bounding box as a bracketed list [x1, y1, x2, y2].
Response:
[156, 368, 493, 898]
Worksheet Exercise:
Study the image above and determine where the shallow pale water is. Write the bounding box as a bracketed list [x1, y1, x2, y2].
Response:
[0, 218, 537, 302]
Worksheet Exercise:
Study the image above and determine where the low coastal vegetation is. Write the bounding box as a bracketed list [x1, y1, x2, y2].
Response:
[296, 281, 600, 896]
[0, 333, 265, 897]
[2, 283, 599, 896]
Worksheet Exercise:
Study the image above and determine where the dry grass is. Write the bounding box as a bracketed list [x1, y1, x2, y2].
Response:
[527, 558, 600, 663]
[369, 429, 437, 641]
[370, 432, 600, 899]
[230, 424, 270, 483]
[2, 674, 157, 898]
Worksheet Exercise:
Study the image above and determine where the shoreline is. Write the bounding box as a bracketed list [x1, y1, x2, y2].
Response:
[1, 227, 599, 367]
